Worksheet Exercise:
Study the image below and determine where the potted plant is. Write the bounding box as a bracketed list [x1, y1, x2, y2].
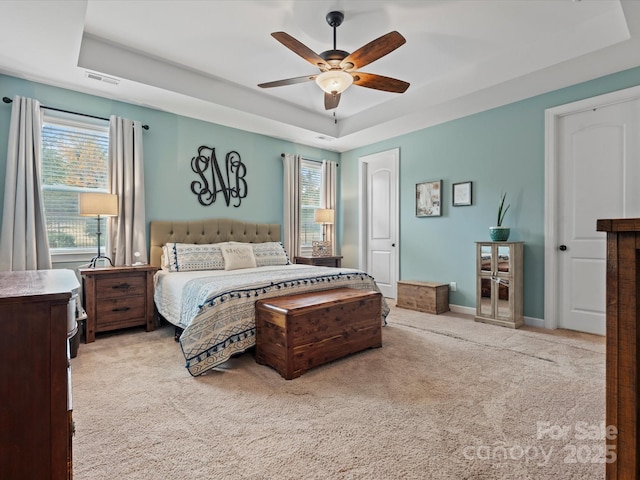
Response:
[490, 192, 511, 241]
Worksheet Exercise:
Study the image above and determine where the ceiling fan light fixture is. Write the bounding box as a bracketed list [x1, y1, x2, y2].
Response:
[315, 70, 353, 94]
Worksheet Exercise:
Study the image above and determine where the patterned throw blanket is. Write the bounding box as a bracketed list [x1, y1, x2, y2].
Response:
[172, 266, 389, 376]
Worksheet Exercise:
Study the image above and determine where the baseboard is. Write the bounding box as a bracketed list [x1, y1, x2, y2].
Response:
[523, 315, 545, 329]
[448, 304, 545, 329]
[449, 304, 475, 316]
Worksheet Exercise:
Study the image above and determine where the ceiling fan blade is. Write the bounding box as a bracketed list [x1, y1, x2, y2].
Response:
[271, 32, 328, 69]
[324, 92, 341, 110]
[340, 31, 406, 70]
[352, 72, 410, 93]
[258, 75, 316, 88]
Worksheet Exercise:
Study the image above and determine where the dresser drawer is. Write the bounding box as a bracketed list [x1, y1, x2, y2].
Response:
[96, 274, 146, 300]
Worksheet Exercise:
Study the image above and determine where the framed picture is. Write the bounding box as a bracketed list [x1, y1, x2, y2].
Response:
[452, 181, 472, 206]
[416, 180, 442, 217]
[312, 240, 332, 257]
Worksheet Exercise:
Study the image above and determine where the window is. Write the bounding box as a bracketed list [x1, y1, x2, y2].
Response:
[299, 160, 324, 250]
[41, 112, 109, 254]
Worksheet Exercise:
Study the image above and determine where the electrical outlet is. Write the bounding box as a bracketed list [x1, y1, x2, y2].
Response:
[449, 282, 457, 291]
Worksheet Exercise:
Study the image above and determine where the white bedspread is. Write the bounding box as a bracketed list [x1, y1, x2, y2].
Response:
[154, 264, 388, 376]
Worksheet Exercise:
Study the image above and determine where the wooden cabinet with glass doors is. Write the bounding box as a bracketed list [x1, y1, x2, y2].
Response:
[475, 241, 523, 328]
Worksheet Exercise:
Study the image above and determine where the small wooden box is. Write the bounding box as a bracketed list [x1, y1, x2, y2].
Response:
[396, 280, 449, 314]
[255, 288, 382, 380]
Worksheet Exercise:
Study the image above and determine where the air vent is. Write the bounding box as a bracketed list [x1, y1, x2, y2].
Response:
[85, 71, 120, 86]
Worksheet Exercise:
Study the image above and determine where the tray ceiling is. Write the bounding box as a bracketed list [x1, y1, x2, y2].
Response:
[1, 1, 639, 152]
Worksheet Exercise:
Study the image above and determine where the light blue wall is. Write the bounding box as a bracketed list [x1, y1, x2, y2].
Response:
[4, 67, 640, 320]
[340, 66, 640, 320]
[0, 74, 339, 247]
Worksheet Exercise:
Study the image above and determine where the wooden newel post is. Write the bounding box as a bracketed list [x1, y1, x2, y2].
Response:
[597, 218, 640, 480]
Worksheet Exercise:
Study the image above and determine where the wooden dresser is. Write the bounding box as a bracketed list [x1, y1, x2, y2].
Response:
[80, 265, 157, 342]
[597, 218, 640, 480]
[0, 269, 79, 479]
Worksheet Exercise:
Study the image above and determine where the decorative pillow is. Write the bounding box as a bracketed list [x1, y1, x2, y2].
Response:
[161, 245, 172, 270]
[252, 242, 290, 267]
[164, 243, 225, 272]
[220, 244, 257, 271]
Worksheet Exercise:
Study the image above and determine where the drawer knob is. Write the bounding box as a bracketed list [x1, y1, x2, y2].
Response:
[112, 307, 131, 312]
[112, 283, 131, 290]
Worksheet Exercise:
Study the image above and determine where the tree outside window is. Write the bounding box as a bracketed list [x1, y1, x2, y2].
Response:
[299, 160, 323, 248]
[41, 114, 109, 251]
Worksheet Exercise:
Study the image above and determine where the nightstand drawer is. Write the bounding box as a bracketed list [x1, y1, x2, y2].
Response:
[96, 275, 146, 299]
[96, 295, 145, 327]
[309, 257, 339, 267]
[294, 256, 343, 268]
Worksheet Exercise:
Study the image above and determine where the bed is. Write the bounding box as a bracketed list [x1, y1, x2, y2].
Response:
[150, 219, 389, 376]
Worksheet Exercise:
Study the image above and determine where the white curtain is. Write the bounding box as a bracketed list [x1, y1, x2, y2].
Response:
[107, 115, 147, 266]
[0, 96, 51, 271]
[321, 160, 338, 251]
[282, 153, 301, 258]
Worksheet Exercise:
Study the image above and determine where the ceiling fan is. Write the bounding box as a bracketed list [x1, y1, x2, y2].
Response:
[258, 11, 410, 110]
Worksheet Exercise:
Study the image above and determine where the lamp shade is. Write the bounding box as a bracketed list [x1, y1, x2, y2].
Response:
[314, 208, 335, 224]
[78, 192, 118, 217]
[315, 70, 353, 95]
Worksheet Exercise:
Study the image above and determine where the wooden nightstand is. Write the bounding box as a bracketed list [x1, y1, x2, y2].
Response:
[295, 256, 343, 268]
[80, 265, 158, 342]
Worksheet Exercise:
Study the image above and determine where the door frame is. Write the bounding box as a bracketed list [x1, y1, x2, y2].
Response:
[544, 84, 640, 330]
[358, 148, 400, 297]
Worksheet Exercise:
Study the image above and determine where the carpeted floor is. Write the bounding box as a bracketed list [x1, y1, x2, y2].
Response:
[71, 305, 606, 479]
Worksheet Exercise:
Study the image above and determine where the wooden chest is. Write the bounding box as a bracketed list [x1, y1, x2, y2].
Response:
[396, 280, 449, 314]
[255, 288, 382, 380]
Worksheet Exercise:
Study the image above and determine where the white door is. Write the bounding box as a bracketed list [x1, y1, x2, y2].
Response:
[557, 98, 640, 335]
[359, 149, 398, 298]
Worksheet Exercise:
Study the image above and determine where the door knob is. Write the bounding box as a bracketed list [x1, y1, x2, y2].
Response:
[392, 243, 396, 247]
[559, 245, 567, 251]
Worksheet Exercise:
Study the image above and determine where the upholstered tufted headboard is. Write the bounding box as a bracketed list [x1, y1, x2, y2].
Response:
[149, 219, 281, 268]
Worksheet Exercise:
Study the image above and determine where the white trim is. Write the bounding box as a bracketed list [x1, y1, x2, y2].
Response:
[544, 84, 640, 330]
[449, 304, 475, 316]
[358, 160, 367, 270]
[50, 251, 95, 265]
[524, 316, 545, 329]
[42, 110, 109, 131]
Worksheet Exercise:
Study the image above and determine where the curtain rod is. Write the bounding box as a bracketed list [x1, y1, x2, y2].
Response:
[280, 153, 339, 167]
[2, 96, 149, 130]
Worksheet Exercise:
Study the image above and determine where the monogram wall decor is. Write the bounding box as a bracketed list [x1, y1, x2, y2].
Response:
[190, 145, 248, 207]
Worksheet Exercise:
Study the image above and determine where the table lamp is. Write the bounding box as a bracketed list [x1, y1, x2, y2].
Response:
[314, 208, 334, 256]
[79, 192, 118, 268]
[314, 208, 334, 241]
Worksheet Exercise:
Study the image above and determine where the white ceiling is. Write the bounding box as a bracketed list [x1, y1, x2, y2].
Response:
[1, 1, 639, 152]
